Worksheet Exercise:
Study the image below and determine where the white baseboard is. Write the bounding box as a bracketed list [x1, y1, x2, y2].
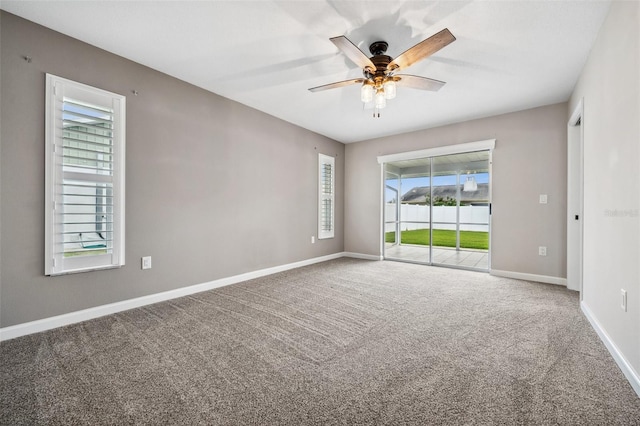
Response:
[581, 302, 640, 397]
[343, 252, 383, 261]
[0, 252, 345, 342]
[490, 269, 567, 286]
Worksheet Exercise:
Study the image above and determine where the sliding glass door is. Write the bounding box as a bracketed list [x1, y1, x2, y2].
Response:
[384, 161, 431, 263]
[382, 150, 491, 271]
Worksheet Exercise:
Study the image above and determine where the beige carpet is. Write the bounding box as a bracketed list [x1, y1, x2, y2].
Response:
[2, 258, 639, 425]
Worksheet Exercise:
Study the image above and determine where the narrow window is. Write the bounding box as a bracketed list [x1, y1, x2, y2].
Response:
[45, 74, 126, 275]
[318, 154, 335, 239]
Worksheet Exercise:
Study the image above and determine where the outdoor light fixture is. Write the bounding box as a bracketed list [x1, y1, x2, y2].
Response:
[463, 175, 478, 192]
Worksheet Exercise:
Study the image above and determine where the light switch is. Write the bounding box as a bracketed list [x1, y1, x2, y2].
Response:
[142, 256, 152, 270]
[539, 194, 548, 204]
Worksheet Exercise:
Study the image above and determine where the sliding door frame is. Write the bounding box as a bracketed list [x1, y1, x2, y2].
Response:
[378, 139, 496, 270]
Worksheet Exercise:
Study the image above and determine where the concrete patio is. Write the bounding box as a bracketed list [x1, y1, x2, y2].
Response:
[384, 244, 489, 271]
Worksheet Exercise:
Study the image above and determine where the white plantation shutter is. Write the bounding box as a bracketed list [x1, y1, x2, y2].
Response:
[45, 75, 125, 275]
[318, 154, 335, 239]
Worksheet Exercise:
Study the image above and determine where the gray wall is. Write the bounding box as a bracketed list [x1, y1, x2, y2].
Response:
[569, 1, 639, 377]
[0, 12, 344, 327]
[345, 103, 568, 279]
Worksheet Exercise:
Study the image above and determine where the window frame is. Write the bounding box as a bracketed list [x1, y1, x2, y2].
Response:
[45, 74, 126, 275]
[318, 153, 335, 240]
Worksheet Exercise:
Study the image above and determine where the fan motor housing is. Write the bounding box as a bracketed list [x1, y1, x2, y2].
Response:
[364, 54, 392, 79]
[365, 41, 393, 79]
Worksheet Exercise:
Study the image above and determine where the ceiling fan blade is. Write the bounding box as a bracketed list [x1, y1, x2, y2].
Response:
[330, 36, 376, 71]
[308, 78, 365, 92]
[388, 28, 456, 71]
[394, 75, 446, 91]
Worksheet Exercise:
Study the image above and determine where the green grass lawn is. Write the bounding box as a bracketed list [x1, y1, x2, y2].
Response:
[64, 249, 107, 258]
[385, 229, 488, 250]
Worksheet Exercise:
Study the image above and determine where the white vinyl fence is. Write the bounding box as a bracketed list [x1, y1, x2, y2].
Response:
[385, 204, 489, 233]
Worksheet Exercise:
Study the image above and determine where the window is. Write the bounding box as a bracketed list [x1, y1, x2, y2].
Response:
[45, 74, 126, 275]
[318, 153, 335, 239]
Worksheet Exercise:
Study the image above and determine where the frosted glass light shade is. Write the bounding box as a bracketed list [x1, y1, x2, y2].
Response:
[375, 89, 386, 109]
[383, 80, 396, 99]
[361, 83, 373, 103]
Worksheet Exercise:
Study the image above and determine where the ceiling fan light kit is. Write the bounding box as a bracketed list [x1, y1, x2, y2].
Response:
[309, 28, 456, 118]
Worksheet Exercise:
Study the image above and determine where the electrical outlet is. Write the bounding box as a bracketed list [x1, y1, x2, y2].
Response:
[621, 289, 627, 312]
[539, 194, 548, 204]
[538, 246, 547, 256]
[142, 256, 152, 270]
[311, 236, 315, 244]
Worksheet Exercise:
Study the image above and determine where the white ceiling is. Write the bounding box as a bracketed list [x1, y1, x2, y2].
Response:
[1, 1, 611, 143]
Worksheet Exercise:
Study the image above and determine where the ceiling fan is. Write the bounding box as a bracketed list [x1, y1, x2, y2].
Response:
[309, 29, 456, 117]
